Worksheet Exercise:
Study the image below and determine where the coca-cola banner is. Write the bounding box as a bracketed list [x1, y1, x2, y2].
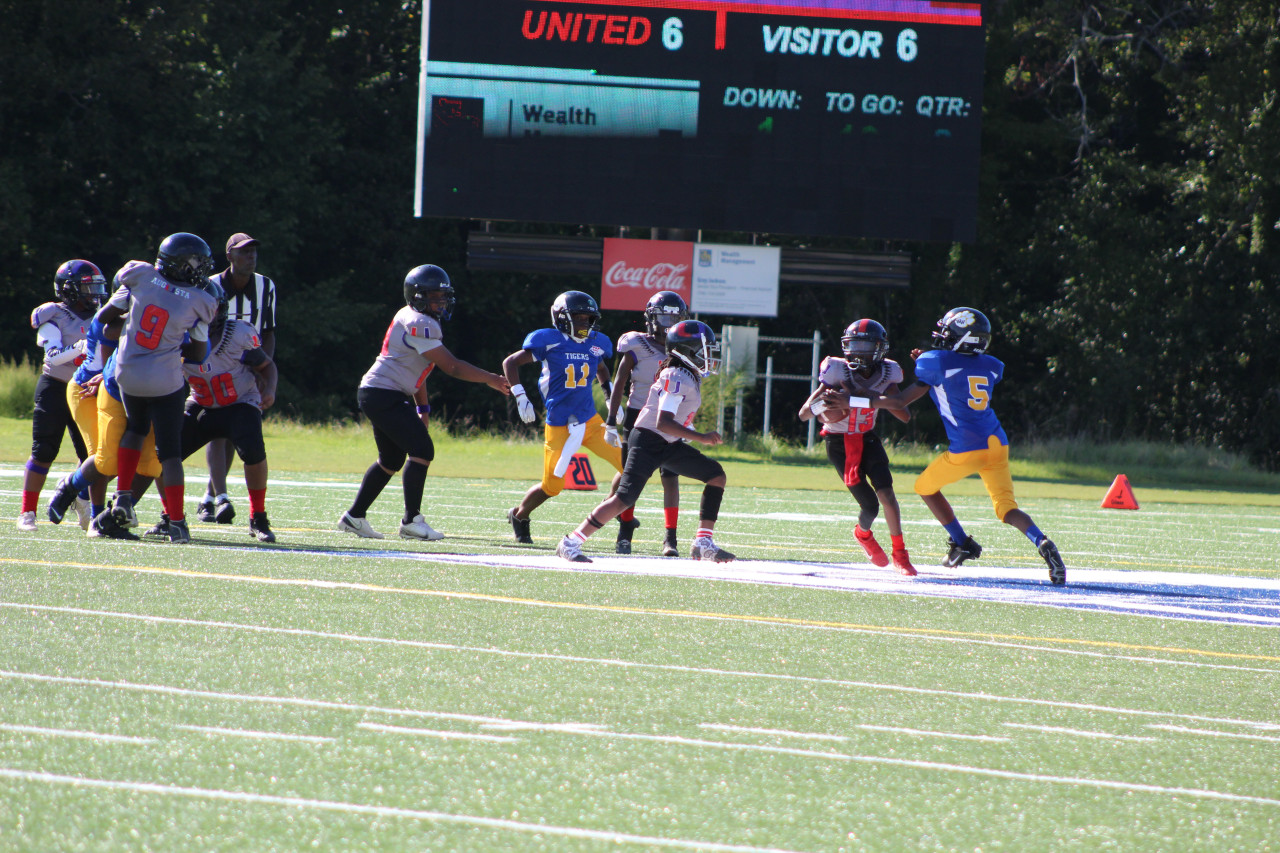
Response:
[600, 238, 693, 313]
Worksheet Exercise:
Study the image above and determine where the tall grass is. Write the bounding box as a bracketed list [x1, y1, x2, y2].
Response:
[0, 356, 38, 418]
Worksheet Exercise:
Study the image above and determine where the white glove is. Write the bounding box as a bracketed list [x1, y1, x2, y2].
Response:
[512, 384, 537, 424]
[604, 424, 621, 447]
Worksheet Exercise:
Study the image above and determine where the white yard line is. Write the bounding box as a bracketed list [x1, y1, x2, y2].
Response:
[173, 724, 334, 744]
[0, 723, 156, 745]
[1148, 725, 1280, 742]
[698, 724, 848, 742]
[1002, 723, 1157, 742]
[0, 767, 802, 853]
[855, 724, 1009, 743]
[357, 722, 518, 743]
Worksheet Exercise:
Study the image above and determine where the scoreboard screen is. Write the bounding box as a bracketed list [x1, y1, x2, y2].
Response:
[414, 0, 984, 241]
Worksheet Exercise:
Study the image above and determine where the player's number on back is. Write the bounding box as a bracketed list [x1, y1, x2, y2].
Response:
[135, 304, 170, 350]
[967, 375, 990, 410]
[563, 362, 590, 388]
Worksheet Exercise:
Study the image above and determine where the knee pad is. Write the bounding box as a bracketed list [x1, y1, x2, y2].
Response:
[378, 454, 406, 474]
[30, 438, 60, 465]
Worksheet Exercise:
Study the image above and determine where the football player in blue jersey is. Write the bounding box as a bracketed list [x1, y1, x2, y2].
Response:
[503, 291, 625, 544]
[866, 307, 1066, 585]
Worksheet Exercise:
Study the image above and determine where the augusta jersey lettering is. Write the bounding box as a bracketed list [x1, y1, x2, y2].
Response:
[913, 349, 1007, 452]
[184, 320, 267, 410]
[30, 302, 90, 383]
[634, 365, 702, 443]
[616, 330, 665, 409]
[523, 328, 612, 426]
[818, 355, 904, 435]
[361, 306, 443, 396]
[108, 260, 218, 397]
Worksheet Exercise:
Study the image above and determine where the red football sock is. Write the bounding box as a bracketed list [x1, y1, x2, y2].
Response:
[164, 484, 185, 521]
[664, 507, 679, 530]
[21, 491, 38, 513]
[891, 534, 906, 550]
[116, 446, 141, 492]
[248, 488, 266, 515]
[619, 506, 635, 523]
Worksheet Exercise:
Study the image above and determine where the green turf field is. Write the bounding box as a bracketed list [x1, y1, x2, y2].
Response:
[2, 441, 1278, 851]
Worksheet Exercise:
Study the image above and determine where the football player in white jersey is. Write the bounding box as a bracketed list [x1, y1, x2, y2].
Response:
[17, 260, 104, 530]
[800, 319, 916, 575]
[557, 321, 734, 564]
[605, 290, 688, 556]
[338, 265, 509, 541]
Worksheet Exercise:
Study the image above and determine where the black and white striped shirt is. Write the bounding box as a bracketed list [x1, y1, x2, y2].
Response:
[209, 271, 277, 334]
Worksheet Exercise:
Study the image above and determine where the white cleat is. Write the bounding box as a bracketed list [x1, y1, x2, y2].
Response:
[690, 536, 735, 563]
[337, 511, 384, 540]
[399, 514, 444, 541]
[556, 535, 592, 563]
[17, 511, 37, 532]
[75, 497, 92, 531]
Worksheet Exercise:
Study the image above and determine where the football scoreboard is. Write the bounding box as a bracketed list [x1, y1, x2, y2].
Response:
[415, 0, 984, 241]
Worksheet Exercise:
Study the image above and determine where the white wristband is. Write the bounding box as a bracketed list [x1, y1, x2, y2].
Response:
[848, 396, 871, 409]
[511, 383, 526, 398]
[810, 401, 827, 416]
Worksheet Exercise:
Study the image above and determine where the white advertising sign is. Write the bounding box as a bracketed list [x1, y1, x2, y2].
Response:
[690, 243, 781, 317]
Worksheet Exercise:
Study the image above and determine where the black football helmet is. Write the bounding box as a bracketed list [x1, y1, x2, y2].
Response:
[54, 260, 108, 308]
[156, 232, 214, 286]
[202, 279, 229, 328]
[931, 307, 991, 355]
[551, 290, 600, 343]
[644, 290, 689, 343]
[404, 264, 455, 321]
[665, 319, 720, 377]
[841, 319, 889, 370]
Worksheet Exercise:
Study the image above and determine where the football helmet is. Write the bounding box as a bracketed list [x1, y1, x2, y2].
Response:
[665, 320, 720, 377]
[54, 260, 107, 307]
[202, 279, 229, 328]
[841, 319, 889, 369]
[644, 290, 689, 342]
[156, 232, 214, 286]
[404, 264, 455, 321]
[931, 307, 991, 355]
[551, 290, 600, 343]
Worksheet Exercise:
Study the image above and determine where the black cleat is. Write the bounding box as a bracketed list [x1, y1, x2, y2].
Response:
[507, 507, 532, 544]
[144, 513, 172, 537]
[943, 535, 982, 568]
[46, 476, 78, 524]
[662, 528, 679, 558]
[167, 518, 191, 544]
[112, 492, 138, 529]
[214, 496, 236, 524]
[92, 508, 140, 541]
[196, 500, 216, 523]
[615, 517, 640, 554]
[1039, 538, 1066, 585]
[249, 512, 276, 543]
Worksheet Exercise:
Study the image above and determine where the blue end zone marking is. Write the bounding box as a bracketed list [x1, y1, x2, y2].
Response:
[226, 545, 1280, 629]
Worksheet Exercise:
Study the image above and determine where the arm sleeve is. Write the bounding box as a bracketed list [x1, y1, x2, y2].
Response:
[36, 323, 63, 350]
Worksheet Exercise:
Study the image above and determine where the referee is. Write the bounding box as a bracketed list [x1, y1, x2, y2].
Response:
[198, 232, 278, 524]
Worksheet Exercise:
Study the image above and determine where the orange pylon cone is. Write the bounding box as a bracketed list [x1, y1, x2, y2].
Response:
[1101, 474, 1139, 510]
[564, 452, 598, 490]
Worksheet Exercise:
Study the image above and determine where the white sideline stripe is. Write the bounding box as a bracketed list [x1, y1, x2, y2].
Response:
[173, 725, 334, 744]
[698, 724, 848, 742]
[0, 723, 156, 745]
[3, 660, 1278, 734]
[0, 767, 800, 853]
[358, 722, 518, 743]
[7, 600, 1280, 678]
[855, 725, 1009, 743]
[481, 721, 608, 733]
[553, 728, 853, 760]
[1002, 723, 1157, 742]
[1148, 724, 1280, 743]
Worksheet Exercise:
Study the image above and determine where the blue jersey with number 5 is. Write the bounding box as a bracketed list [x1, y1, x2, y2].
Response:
[523, 327, 613, 427]
[912, 349, 1007, 453]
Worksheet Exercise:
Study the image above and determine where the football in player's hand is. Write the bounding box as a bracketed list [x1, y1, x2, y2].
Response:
[815, 389, 850, 424]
